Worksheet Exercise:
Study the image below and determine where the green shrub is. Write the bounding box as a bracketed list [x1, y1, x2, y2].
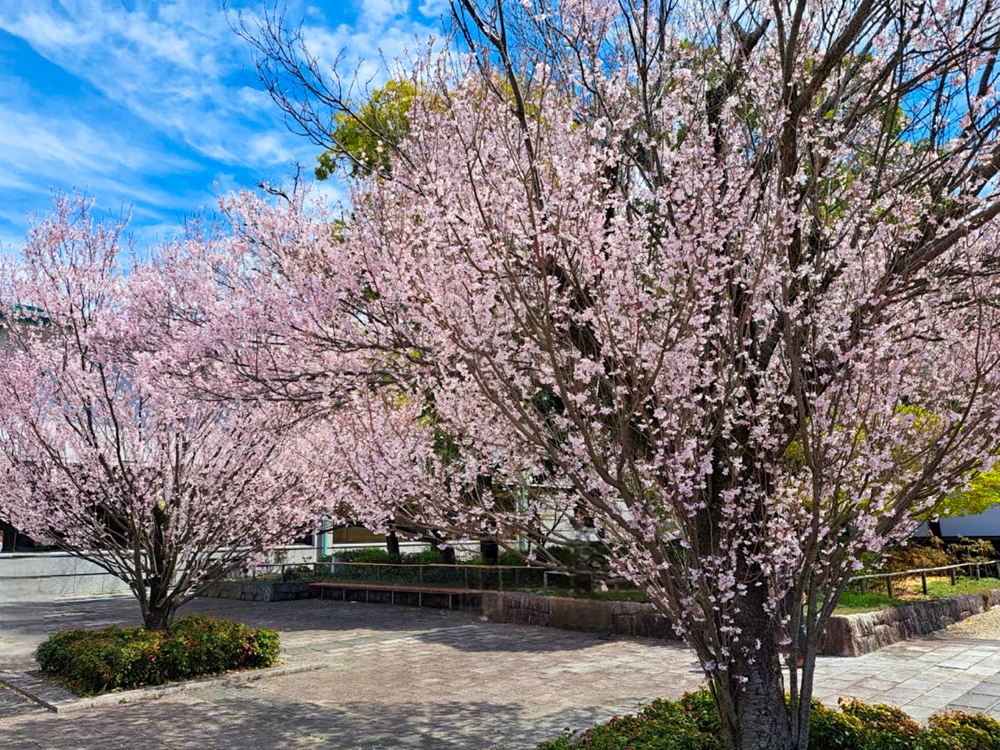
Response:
[540, 693, 722, 750]
[921, 711, 1000, 750]
[280, 565, 316, 582]
[840, 698, 923, 750]
[333, 547, 399, 564]
[544, 545, 576, 567]
[538, 692, 1000, 750]
[808, 700, 866, 750]
[401, 548, 446, 564]
[949, 536, 998, 564]
[497, 551, 525, 566]
[35, 615, 280, 696]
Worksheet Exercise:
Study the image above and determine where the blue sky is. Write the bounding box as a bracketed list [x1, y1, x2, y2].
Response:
[0, 0, 446, 252]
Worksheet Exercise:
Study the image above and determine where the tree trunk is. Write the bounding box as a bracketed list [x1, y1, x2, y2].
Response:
[439, 545, 456, 565]
[386, 530, 400, 555]
[713, 585, 795, 750]
[480, 539, 499, 565]
[142, 600, 176, 630]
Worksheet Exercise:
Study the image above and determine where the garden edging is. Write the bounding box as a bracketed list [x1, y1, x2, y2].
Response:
[0, 663, 324, 713]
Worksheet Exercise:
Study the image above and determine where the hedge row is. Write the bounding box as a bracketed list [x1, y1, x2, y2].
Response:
[36, 615, 280, 696]
[538, 689, 1000, 750]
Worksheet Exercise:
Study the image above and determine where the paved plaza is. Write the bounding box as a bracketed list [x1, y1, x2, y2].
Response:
[0, 596, 999, 749]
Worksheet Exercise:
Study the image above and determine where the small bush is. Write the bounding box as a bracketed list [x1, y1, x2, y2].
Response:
[840, 699, 922, 750]
[539, 690, 1000, 750]
[885, 544, 954, 573]
[949, 536, 998, 564]
[35, 615, 280, 696]
[922, 711, 1000, 750]
[333, 547, 399, 564]
[809, 700, 866, 749]
[539, 693, 723, 750]
[405, 548, 447, 564]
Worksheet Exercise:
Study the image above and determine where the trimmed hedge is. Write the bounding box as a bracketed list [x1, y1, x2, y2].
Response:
[36, 615, 280, 696]
[538, 689, 1000, 750]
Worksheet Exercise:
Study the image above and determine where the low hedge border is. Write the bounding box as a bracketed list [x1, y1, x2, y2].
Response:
[538, 688, 1000, 750]
[35, 615, 280, 696]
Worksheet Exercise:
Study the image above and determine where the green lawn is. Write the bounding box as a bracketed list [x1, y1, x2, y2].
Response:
[834, 576, 1000, 614]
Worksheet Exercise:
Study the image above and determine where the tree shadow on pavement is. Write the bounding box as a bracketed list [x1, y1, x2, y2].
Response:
[0, 687, 649, 750]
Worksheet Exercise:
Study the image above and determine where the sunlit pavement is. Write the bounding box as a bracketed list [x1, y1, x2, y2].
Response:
[1, 597, 998, 749]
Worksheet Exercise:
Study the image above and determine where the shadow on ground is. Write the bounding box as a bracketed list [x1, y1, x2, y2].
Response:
[0, 686, 637, 750]
[1, 595, 654, 664]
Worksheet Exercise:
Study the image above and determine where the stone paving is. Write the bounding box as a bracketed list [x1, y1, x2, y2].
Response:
[0, 684, 37, 720]
[0, 596, 998, 749]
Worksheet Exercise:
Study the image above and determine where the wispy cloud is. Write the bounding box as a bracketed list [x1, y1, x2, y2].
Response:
[0, 0, 443, 249]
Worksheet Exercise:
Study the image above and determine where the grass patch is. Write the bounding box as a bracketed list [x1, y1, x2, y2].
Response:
[835, 576, 1000, 614]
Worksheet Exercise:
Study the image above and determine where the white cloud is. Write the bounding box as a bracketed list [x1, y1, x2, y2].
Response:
[0, 1, 440, 170]
[417, 0, 451, 18]
[0, 1, 297, 168]
[0, 0, 443, 249]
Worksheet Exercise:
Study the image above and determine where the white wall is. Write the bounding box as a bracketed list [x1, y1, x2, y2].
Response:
[0, 552, 129, 601]
[0, 545, 316, 603]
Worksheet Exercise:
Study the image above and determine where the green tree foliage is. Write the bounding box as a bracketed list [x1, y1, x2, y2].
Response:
[937, 467, 1000, 519]
[314, 79, 416, 180]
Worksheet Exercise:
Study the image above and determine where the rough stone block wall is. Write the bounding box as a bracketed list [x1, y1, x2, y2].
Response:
[819, 589, 1000, 656]
[199, 580, 313, 602]
[609, 601, 682, 640]
[482, 592, 682, 639]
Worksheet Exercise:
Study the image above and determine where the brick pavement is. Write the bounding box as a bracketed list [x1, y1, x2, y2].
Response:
[0, 596, 999, 749]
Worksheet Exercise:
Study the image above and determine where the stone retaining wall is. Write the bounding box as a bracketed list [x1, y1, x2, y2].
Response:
[483, 589, 1000, 654]
[481, 591, 681, 640]
[199, 580, 313, 602]
[819, 588, 1000, 656]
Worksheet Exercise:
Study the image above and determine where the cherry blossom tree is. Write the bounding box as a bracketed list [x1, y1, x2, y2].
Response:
[112, 1, 1000, 746]
[0, 196, 324, 630]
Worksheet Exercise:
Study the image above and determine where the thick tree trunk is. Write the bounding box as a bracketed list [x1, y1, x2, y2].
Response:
[439, 545, 456, 565]
[386, 531, 400, 555]
[479, 539, 499, 565]
[142, 601, 176, 630]
[714, 585, 795, 750]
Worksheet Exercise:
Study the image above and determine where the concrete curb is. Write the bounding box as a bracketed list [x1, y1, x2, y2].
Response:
[0, 662, 325, 713]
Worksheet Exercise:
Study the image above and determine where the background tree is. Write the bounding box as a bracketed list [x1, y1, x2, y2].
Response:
[314, 79, 416, 180]
[0, 196, 323, 630]
[936, 466, 1000, 520]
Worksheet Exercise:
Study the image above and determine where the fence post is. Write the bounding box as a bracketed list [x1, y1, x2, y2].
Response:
[921, 572, 928, 596]
[951, 567, 957, 586]
[860, 578, 867, 594]
[995, 561, 1000, 580]
[543, 571, 548, 593]
[887, 576, 894, 599]
[976, 563, 981, 581]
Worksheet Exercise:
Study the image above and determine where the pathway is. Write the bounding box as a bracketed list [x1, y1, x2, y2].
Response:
[0, 596, 998, 748]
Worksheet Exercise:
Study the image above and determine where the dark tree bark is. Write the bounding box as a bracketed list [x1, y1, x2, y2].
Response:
[480, 539, 499, 565]
[142, 600, 177, 631]
[386, 530, 401, 555]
